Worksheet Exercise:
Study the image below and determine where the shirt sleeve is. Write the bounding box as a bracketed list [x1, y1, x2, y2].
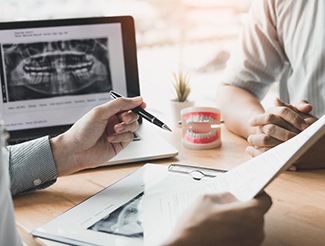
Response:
[8, 136, 58, 196]
[222, 0, 288, 100]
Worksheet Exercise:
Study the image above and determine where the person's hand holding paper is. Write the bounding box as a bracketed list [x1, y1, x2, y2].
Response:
[164, 192, 272, 246]
[144, 115, 325, 246]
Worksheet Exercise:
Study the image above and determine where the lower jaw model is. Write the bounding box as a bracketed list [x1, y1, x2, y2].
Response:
[182, 111, 221, 149]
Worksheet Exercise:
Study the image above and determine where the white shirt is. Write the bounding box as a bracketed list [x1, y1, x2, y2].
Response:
[223, 0, 325, 117]
[0, 125, 22, 246]
[0, 135, 57, 245]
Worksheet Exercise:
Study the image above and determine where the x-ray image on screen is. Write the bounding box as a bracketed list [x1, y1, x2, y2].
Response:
[88, 192, 144, 238]
[2, 38, 112, 102]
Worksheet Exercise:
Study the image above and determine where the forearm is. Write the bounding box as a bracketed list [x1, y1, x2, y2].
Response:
[216, 84, 265, 138]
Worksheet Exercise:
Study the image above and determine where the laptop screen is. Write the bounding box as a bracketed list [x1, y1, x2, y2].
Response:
[0, 16, 140, 142]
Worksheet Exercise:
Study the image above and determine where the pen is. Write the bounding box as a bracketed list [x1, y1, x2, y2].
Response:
[109, 90, 172, 132]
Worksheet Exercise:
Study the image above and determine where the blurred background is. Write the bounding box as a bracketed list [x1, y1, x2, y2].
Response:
[0, 0, 251, 47]
[1, 0, 277, 117]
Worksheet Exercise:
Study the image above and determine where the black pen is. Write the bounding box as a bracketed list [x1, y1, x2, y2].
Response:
[109, 90, 172, 132]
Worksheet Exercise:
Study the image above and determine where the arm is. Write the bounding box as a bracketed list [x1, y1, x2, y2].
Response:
[50, 96, 144, 176]
[217, 1, 287, 138]
[218, 1, 321, 162]
[216, 84, 265, 138]
[164, 192, 272, 246]
[9, 96, 144, 195]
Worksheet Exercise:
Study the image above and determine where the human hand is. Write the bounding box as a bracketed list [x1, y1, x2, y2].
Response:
[272, 100, 323, 169]
[165, 192, 272, 246]
[274, 98, 318, 125]
[50, 96, 145, 176]
[246, 98, 318, 158]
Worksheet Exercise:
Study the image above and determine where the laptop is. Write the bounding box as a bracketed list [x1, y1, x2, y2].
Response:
[0, 16, 178, 164]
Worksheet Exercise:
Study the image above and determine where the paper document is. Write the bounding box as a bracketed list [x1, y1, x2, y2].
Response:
[143, 115, 325, 245]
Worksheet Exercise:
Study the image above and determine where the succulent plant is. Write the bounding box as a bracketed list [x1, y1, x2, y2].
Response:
[172, 71, 191, 102]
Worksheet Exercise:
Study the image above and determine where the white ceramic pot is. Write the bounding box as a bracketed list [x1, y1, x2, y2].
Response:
[170, 100, 194, 128]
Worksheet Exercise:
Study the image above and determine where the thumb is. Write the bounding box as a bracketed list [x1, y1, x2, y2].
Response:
[247, 192, 272, 214]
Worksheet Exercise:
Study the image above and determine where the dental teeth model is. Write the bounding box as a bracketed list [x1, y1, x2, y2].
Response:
[181, 107, 221, 150]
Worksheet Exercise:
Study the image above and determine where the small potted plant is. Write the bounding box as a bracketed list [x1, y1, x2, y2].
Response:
[170, 70, 194, 126]
[172, 70, 191, 102]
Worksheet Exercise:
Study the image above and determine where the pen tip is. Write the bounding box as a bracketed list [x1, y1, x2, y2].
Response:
[162, 124, 172, 132]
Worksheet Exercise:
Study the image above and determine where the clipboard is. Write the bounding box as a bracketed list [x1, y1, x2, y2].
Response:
[32, 163, 225, 246]
[168, 163, 226, 180]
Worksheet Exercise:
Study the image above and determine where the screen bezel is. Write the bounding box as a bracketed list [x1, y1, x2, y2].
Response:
[0, 16, 141, 143]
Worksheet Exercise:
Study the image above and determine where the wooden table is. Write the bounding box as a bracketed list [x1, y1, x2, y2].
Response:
[13, 124, 325, 246]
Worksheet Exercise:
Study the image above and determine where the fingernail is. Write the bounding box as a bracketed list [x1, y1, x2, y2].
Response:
[301, 121, 308, 130]
[115, 124, 125, 133]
